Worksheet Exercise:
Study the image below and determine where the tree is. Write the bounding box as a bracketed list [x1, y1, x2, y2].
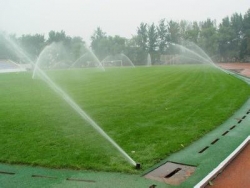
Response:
[167, 20, 180, 55]
[20, 34, 45, 60]
[91, 28, 128, 61]
[47, 30, 71, 45]
[129, 23, 149, 65]
[90, 27, 108, 60]
[157, 19, 168, 54]
[240, 9, 250, 60]
[168, 20, 180, 44]
[179, 20, 192, 41]
[198, 19, 218, 57]
[231, 13, 243, 40]
[136, 22, 148, 51]
[124, 36, 145, 65]
[70, 36, 86, 61]
[108, 35, 126, 55]
[147, 23, 158, 63]
[218, 17, 235, 61]
[184, 21, 200, 43]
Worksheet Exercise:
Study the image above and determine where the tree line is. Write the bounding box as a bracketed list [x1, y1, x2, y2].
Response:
[1, 8, 250, 65]
[0, 30, 86, 63]
[91, 8, 250, 64]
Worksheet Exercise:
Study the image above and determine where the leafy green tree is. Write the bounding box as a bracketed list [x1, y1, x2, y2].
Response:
[128, 23, 149, 65]
[198, 19, 218, 57]
[179, 20, 192, 41]
[19, 34, 45, 60]
[136, 23, 148, 51]
[90, 27, 108, 60]
[229, 13, 243, 61]
[147, 23, 158, 63]
[168, 20, 180, 44]
[240, 9, 250, 60]
[124, 36, 145, 65]
[70, 36, 86, 61]
[91, 27, 128, 60]
[184, 21, 200, 43]
[104, 35, 126, 55]
[47, 30, 71, 45]
[231, 13, 243, 39]
[218, 17, 235, 61]
[91, 27, 106, 41]
[157, 19, 168, 54]
[148, 23, 158, 52]
[167, 20, 180, 55]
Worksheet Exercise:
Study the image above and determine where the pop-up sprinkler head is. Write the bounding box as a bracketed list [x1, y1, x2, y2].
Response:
[135, 163, 141, 169]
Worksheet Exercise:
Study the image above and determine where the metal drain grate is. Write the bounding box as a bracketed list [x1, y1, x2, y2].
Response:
[144, 162, 196, 185]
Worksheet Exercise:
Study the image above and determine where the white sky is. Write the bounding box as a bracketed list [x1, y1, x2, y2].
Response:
[0, 0, 249, 44]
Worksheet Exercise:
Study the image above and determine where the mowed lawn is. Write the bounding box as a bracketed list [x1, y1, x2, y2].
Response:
[0, 65, 249, 173]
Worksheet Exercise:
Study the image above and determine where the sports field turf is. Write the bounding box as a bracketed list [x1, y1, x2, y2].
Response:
[0, 65, 249, 173]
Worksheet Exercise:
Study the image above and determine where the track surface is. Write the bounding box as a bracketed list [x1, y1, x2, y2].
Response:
[206, 143, 250, 188]
[217, 63, 250, 77]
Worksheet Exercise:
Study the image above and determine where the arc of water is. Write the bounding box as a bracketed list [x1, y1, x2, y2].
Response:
[172, 43, 228, 73]
[101, 55, 111, 62]
[87, 47, 105, 71]
[178, 54, 207, 64]
[3, 35, 137, 167]
[69, 53, 88, 69]
[185, 41, 214, 63]
[32, 44, 53, 79]
[35, 67, 137, 166]
[120, 53, 135, 67]
[101, 55, 111, 67]
[147, 53, 152, 67]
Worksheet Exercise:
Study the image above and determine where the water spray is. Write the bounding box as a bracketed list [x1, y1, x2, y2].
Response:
[3, 34, 138, 168]
[171, 42, 229, 74]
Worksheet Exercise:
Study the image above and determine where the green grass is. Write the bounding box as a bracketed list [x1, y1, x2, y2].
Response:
[0, 65, 249, 173]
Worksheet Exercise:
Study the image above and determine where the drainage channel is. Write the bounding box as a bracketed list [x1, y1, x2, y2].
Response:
[0, 171, 15, 175]
[145, 110, 250, 185]
[197, 110, 250, 154]
[0, 172, 96, 183]
[195, 136, 250, 188]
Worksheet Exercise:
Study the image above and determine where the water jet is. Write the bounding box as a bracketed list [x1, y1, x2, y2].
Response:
[147, 53, 152, 67]
[2, 34, 137, 168]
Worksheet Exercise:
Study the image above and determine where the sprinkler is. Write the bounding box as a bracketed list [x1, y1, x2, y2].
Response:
[135, 163, 141, 169]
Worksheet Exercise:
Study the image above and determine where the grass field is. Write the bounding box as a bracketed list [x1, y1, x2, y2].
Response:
[0, 65, 250, 173]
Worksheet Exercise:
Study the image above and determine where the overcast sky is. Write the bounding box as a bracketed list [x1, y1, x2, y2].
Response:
[0, 0, 249, 44]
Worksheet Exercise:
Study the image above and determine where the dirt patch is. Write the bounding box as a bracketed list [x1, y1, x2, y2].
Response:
[217, 63, 250, 77]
